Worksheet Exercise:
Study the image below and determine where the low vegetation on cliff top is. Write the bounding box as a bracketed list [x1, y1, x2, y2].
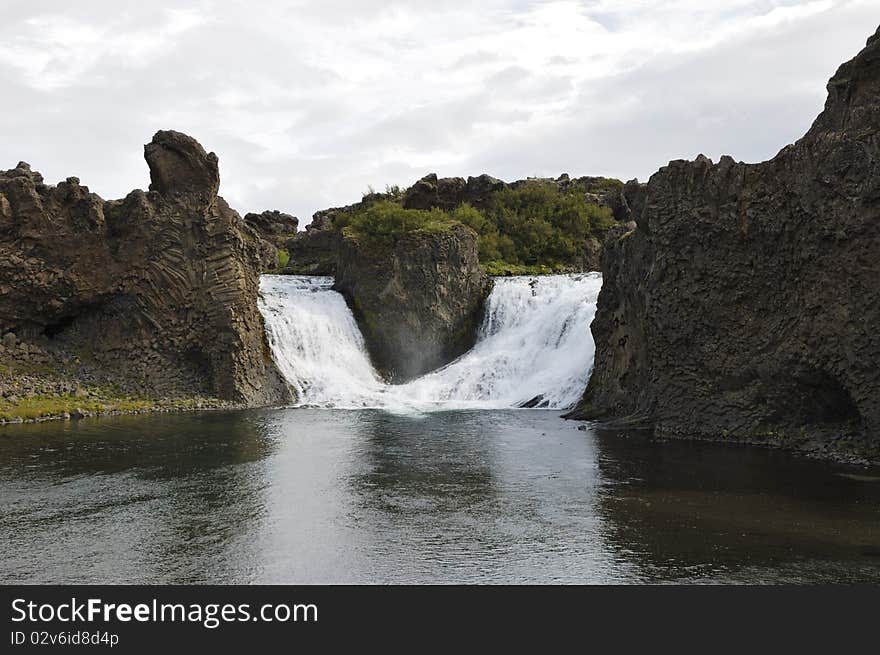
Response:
[337, 179, 618, 274]
[335, 202, 462, 246]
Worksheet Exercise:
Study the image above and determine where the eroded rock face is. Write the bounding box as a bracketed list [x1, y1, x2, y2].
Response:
[145, 130, 220, 198]
[576, 27, 880, 461]
[243, 210, 299, 249]
[243, 209, 300, 271]
[333, 225, 491, 382]
[0, 131, 290, 406]
[402, 173, 468, 210]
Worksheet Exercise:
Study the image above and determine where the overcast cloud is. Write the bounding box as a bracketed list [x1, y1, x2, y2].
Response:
[1, 0, 878, 222]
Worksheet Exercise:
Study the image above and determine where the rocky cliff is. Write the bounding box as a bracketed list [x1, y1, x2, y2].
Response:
[574, 27, 880, 463]
[0, 130, 291, 417]
[334, 224, 491, 382]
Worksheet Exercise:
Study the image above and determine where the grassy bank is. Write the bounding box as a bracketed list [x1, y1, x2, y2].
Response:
[0, 393, 231, 424]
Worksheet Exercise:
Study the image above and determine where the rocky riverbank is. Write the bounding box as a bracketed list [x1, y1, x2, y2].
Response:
[0, 329, 236, 424]
[573, 26, 880, 465]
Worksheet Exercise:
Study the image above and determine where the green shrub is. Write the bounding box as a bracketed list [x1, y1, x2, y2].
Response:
[336, 180, 618, 273]
[479, 181, 616, 267]
[277, 248, 290, 268]
[338, 201, 459, 249]
[578, 177, 624, 195]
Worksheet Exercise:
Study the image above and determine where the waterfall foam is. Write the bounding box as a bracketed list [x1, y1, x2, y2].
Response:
[258, 273, 602, 411]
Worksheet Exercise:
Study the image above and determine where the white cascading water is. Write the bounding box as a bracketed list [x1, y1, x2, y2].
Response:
[258, 273, 602, 412]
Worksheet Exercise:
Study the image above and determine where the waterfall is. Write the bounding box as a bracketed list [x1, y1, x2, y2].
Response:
[258, 273, 602, 411]
[258, 276, 385, 407]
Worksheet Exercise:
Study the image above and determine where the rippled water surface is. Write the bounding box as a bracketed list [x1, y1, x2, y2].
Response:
[1, 409, 879, 583]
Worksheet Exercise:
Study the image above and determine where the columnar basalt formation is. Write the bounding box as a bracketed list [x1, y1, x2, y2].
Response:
[333, 224, 491, 382]
[0, 130, 290, 409]
[575, 27, 880, 462]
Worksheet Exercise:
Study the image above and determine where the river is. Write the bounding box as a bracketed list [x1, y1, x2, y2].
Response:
[1, 409, 878, 583]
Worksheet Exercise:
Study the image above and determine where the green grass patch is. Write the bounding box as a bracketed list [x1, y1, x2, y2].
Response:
[0, 395, 157, 421]
[481, 261, 558, 276]
[336, 201, 460, 249]
[277, 248, 290, 269]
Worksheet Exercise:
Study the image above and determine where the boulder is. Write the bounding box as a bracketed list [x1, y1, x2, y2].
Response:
[285, 227, 340, 275]
[464, 174, 508, 207]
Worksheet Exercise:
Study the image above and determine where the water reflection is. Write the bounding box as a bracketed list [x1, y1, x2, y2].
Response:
[349, 410, 498, 511]
[1, 410, 878, 583]
[0, 412, 275, 583]
[592, 428, 880, 582]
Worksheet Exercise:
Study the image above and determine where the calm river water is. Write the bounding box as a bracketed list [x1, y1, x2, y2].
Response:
[1, 409, 878, 583]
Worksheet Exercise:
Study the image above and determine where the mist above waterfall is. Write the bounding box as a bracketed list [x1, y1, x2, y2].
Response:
[258, 273, 601, 412]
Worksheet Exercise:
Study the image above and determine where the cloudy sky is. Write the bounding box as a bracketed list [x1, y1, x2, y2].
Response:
[1, 1, 877, 223]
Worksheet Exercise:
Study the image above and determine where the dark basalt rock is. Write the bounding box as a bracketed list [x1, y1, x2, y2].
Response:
[243, 209, 300, 271]
[333, 225, 491, 383]
[144, 130, 220, 198]
[243, 210, 299, 249]
[279, 193, 492, 376]
[285, 227, 340, 276]
[573, 27, 880, 462]
[0, 130, 290, 406]
[464, 174, 507, 207]
[282, 203, 372, 276]
[402, 173, 468, 210]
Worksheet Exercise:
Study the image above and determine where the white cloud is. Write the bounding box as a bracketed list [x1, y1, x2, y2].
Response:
[0, 0, 877, 222]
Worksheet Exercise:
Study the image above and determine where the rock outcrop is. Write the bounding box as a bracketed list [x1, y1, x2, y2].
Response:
[0, 130, 291, 407]
[333, 225, 491, 382]
[280, 189, 493, 379]
[284, 207, 346, 275]
[243, 210, 298, 249]
[243, 209, 299, 271]
[145, 130, 220, 197]
[574, 27, 880, 462]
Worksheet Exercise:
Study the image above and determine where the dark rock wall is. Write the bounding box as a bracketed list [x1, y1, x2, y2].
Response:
[333, 225, 491, 382]
[243, 210, 299, 248]
[0, 131, 290, 406]
[577, 27, 880, 457]
[243, 210, 299, 271]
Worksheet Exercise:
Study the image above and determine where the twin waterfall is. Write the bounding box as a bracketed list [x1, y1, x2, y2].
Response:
[258, 274, 602, 412]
